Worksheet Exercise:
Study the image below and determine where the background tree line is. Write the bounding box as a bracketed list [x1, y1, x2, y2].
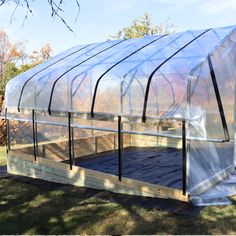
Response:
[0, 30, 52, 93]
[0, 30, 52, 145]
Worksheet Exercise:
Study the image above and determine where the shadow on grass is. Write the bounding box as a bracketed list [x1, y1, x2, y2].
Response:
[0, 177, 236, 234]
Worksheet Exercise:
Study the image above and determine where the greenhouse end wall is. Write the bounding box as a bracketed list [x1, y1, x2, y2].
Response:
[187, 32, 236, 193]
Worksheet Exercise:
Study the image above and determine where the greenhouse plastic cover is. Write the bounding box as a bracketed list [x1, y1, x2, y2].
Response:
[4, 26, 236, 119]
[191, 170, 236, 206]
[3, 25, 236, 195]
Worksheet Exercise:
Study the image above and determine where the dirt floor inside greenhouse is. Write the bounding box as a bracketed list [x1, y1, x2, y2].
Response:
[64, 146, 183, 190]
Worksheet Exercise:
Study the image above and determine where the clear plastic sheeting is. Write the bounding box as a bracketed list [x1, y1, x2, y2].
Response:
[188, 28, 236, 193]
[36, 122, 68, 162]
[188, 140, 234, 194]
[4, 26, 235, 119]
[8, 120, 33, 151]
[191, 170, 236, 206]
[4, 25, 236, 196]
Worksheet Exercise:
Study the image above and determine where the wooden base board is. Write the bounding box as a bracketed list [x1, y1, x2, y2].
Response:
[131, 134, 181, 148]
[7, 150, 189, 202]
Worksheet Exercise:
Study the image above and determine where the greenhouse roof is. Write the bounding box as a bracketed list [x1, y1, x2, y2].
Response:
[4, 25, 236, 122]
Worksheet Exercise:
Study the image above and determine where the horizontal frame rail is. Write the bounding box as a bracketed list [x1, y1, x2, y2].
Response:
[5, 116, 230, 143]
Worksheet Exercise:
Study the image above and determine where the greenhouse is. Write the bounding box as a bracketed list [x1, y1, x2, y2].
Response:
[3, 25, 236, 202]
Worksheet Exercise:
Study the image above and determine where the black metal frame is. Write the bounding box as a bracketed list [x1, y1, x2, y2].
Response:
[142, 28, 211, 122]
[35, 115, 39, 156]
[68, 112, 73, 170]
[32, 110, 37, 161]
[17, 44, 93, 112]
[90, 34, 167, 117]
[182, 120, 187, 195]
[34, 43, 108, 109]
[123, 33, 185, 79]
[71, 126, 75, 166]
[48, 39, 126, 114]
[96, 33, 186, 112]
[5, 108, 10, 153]
[118, 116, 123, 181]
[207, 55, 230, 141]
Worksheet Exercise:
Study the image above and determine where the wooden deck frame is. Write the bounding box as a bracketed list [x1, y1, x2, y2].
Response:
[7, 150, 189, 202]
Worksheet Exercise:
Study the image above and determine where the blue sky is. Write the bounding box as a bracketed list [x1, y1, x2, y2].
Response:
[0, 0, 236, 55]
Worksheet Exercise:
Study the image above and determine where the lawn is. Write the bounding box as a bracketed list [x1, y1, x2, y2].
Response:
[0, 146, 7, 166]
[0, 177, 236, 234]
[0, 146, 235, 234]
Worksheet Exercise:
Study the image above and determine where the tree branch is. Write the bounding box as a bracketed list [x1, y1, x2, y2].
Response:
[0, 0, 80, 32]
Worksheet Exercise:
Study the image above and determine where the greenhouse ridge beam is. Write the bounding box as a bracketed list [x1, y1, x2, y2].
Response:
[207, 55, 230, 141]
[17, 43, 93, 112]
[90, 34, 167, 117]
[142, 28, 212, 122]
[48, 39, 127, 114]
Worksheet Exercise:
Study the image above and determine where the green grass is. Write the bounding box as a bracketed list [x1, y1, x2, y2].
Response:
[0, 178, 236, 234]
[0, 146, 235, 234]
[0, 146, 7, 166]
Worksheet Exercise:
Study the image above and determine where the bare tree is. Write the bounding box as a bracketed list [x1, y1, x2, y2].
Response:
[0, 0, 80, 32]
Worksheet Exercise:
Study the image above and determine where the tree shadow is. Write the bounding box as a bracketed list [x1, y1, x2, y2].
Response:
[0, 176, 236, 234]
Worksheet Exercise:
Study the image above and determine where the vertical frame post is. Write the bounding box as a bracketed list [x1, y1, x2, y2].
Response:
[118, 116, 123, 181]
[5, 108, 10, 153]
[71, 126, 75, 166]
[32, 110, 37, 161]
[68, 112, 73, 170]
[207, 55, 230, 141]
[35, 113, 38, 156]
[182, 120, 187, 195]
